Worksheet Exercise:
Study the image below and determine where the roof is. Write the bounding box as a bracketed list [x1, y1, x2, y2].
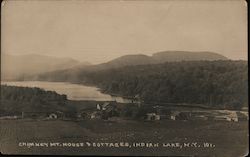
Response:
[102, 102, 111, 108]
[105, 107, 114, 112]
[135, 94, 140, 98]
[146, 113, 157, 116]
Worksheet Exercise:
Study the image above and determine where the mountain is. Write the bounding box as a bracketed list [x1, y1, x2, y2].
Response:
[97, 51, 228, 69]
[1, 53, 90, 80]
[11, 51, 228, 81]
[152, 51, 228, 62]
[100, 54, 152, 69]
[31, 51, 228, 81]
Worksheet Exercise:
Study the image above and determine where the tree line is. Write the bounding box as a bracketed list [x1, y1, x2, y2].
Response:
[1, 85, 67, 102]
[1, 85, 69, 114]
[37, 60, 248, 110]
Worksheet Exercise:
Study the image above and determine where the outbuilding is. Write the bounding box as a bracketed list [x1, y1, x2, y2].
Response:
[146, 113, 160, 121]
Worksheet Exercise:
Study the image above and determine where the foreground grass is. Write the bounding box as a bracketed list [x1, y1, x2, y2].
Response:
[0, 119, 248, 156]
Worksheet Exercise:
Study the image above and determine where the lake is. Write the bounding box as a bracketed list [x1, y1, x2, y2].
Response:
[1, 81, 134, 103]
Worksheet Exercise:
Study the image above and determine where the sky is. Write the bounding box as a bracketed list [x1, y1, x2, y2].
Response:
[1, 0, 247, 64]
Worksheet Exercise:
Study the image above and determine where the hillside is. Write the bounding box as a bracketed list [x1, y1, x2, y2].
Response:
[152, 51, 228, 62]
[36, 60, 247, 110]
[99, 54, 153, 69]
[30, 51, 229, 80]
[98, 51, 228, 69]
[1, 53, 90, 80]
[0, 85, 70, 114]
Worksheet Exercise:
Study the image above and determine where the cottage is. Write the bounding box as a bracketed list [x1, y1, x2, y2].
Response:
[96, 104, 101, 110]
[102, 102, 112, 110]
[96, 102, 119, 119]
[96, 102, 116, 111]
[228, 111, 238, 122]
[213, 111, 239, 122]
[170, 111, 180, 120]
[170, 115, 176, 120]
[146, 113, 160, 121]
[236, 111, 248, 121]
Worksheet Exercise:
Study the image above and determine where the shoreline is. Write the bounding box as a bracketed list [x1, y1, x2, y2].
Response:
[1, 81, 248, 112]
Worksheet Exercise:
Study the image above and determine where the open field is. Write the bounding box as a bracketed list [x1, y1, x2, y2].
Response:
[0, 119, 248, 156]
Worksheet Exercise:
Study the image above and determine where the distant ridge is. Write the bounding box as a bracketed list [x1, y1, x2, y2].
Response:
[1, 53, 90, 80]
[28, 51, 229, 82]
[2, 51, 228, 81]
[97, 51, 228, 69]
[152, 51, 228, 62]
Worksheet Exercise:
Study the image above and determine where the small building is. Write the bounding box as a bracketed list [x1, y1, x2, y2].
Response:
[146, 113, 160, 121]
[96, 102, 119, 119]
[102, 102, 112, 110]
[228, 111, 238, 122]
[213, 111, 239, 122]
[97, 102, 116, 111]
[96, 104, 101, 110]
[236, 111, 248, 121]
[170, 111, 181, 120]
[170, 115, 176, 120]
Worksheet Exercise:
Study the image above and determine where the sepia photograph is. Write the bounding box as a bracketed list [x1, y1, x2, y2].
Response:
[0, 0, 248, 156]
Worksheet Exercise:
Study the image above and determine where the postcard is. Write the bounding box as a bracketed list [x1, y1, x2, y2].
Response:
[0, 0, 248, 156]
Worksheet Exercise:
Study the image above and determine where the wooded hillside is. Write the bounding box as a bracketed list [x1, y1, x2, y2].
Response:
[36, 60, 248, 110]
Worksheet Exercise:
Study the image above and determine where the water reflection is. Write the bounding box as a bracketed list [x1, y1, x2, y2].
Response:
[1, 81, 134, 103]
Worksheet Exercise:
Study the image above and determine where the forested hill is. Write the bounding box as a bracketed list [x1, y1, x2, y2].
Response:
[151, 51, 228, 62]
[0, 85, 70, 114]
[36, 60, 247, 110]
[26, 51, 228, 79]
[99, 51, 228, 69]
